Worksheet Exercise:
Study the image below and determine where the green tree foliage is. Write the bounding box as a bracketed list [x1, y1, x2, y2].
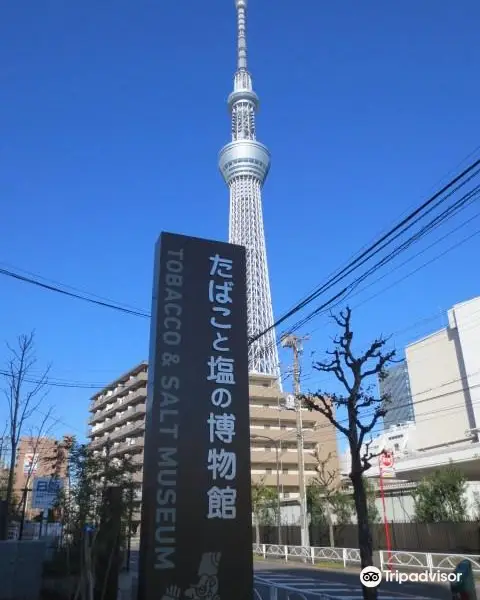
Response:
[330, 489, 355, 525]
[306, 481, 328, 526]
[251, 479, 278, 542]
[57, 439, 137, 549]
[363, 478, 380, 524]
[414, 465, 467, 523]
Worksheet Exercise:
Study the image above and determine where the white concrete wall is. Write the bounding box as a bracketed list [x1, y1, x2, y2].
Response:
[406, 328, 471, 449]
[449, 297, 480, 435]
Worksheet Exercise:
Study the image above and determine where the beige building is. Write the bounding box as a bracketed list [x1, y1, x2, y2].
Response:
[88, 362, 339, 522]
[405, 296, 480, 451]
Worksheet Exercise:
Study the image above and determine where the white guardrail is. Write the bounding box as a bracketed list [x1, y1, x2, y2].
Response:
[254, 575, 336, 600]
[253, 543, 480, 573]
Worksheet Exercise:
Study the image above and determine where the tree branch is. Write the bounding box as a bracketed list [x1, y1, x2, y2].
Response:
[301, 393, 350, 438]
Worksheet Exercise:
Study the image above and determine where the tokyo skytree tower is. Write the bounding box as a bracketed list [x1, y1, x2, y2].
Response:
[219, 0, 280, 379]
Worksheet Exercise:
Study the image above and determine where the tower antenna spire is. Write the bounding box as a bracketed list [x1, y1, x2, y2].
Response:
[219, 0, 281, 384]
[236, 0, 248, 71]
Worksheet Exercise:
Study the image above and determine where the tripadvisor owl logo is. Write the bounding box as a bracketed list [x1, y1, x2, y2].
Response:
[360, 566, 382, 587]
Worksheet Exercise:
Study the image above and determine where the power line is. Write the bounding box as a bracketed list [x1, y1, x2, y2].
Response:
[280, 183, 480, 336]
[0, 266, 150, 319]
[250, 157, 480, 345]
[251, 193, 480, 364]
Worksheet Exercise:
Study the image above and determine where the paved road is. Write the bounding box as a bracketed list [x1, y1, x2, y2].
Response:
[254, 561, 452, 599]
[125, 552, 453, 599]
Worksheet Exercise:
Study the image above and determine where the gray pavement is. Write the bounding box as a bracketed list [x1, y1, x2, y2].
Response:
[120, 551, 457, 599]
[254, 561, 452, 599]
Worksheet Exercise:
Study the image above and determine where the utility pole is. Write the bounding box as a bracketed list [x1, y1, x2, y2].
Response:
[281, 334, 310, 548]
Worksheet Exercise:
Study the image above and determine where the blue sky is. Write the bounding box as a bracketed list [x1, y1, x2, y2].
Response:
[1, 0, 479, 449]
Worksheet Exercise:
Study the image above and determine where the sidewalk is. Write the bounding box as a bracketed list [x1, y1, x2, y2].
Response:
[117, 570, 137, 600]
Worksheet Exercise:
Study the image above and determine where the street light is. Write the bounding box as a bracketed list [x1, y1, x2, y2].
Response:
[251, 434, 282, 544]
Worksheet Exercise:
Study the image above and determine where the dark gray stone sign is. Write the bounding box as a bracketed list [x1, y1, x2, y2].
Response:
[138, 232, 253, 600]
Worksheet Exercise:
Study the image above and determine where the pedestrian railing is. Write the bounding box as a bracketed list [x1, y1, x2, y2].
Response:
[253, 544, 360, 567]
[253, 543, 480, 573]
[254, 575, 335, 600]
[379, 549, 480, 573]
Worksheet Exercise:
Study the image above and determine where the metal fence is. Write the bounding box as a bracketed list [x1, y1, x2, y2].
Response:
[259, 520, 480, 553]
[254, 575, 335, 600]
[253, 543, 480, 573]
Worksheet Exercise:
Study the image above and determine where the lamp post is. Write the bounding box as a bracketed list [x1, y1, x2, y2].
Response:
[251, 434, 282, 544]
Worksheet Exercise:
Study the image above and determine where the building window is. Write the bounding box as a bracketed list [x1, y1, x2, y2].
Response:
[266, 468, 272, 474]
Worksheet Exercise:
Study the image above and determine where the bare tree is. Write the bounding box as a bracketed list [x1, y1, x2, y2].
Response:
[1, 332, 51, 538]
[15, 410, 56, 517]
[300, 307, 395, 600]
[311, 449, 340, 547]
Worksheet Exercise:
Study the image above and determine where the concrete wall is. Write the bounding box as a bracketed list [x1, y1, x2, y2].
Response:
[406, 328, 471, 449]
[0, 540, 45, 600]
[448, 297, 480, 435]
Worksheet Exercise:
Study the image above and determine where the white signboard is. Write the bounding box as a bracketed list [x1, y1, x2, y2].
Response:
[31, 477, 63, 510]
[23, 452, 38, 475]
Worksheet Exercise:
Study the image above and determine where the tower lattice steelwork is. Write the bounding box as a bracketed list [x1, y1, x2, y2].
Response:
[219, 0, 280, 379]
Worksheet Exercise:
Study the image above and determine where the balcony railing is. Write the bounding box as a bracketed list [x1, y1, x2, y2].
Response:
[90, 403, 146, 436]
[90, 371, 148, 412]
[89, 388, 147, 425]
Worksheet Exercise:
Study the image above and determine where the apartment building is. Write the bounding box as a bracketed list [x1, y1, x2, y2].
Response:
[14, 436, 69, 519]
[88, 362, 339, 524]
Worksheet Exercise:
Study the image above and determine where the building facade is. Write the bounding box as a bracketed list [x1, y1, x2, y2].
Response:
[406, 296, 480, 451]
[13, 436, 69, 519]
[380, 361, 414, 430]
[89, 363, 339, 524]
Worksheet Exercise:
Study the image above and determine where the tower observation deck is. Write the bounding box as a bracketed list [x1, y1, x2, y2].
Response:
[218, 0, 280, 379]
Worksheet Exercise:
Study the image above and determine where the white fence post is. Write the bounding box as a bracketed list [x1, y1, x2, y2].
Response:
[427, 552, 433, 574]
[269, 584, 278, 600]
[379, 550, 384, 572]
[311, 547, 315, 565]
[262, 544, 266, 559]
[343, 548, 347, 568]
[284, 545, 288, 562]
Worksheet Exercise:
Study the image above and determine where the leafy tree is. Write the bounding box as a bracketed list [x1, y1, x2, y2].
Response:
[306, 481, 328, 527]
[309, 449, 351, 546]
[364, 478, 380, 525]
[301, 307, 395, 600]
[56, 437, 137, 575]
[251, 478, 278, 543]
[330, 488, 355, 526]
[414, 465, 467, 523]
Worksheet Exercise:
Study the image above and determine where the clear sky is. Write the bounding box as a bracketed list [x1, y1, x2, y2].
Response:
[1, 1, 479, 449]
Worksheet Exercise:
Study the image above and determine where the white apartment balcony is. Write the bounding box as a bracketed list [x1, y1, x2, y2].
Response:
[90, 371, 148, 412]
[249, 428, 320, 443]
[90, 403, 146, 436]
[109, 438, 144, 458]
[89, 388, 147, 425]
[250, 449, 317, 466]
[90, 421, 145, 451]
[249, 405, 318, 424]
